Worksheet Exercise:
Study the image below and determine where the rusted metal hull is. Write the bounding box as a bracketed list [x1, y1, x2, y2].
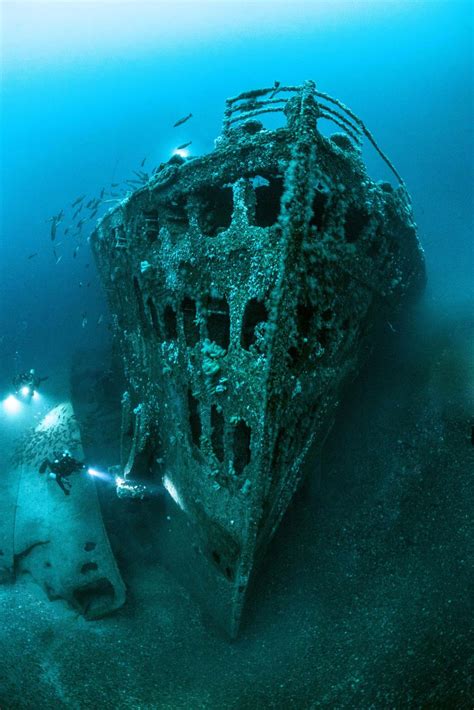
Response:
[91, 82, 425, 636]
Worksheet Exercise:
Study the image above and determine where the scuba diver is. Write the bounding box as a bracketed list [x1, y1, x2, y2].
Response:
[39, 450, 86, 496]
[12, 368, 47, 401]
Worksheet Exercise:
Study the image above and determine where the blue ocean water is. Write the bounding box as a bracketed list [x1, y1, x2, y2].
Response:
[0, 1, 472, 380]
[0, 2, 472, 707]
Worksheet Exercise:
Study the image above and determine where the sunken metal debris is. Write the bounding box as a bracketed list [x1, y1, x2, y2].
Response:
[91, 80, 425, 636]
[3, 403, 125, 618]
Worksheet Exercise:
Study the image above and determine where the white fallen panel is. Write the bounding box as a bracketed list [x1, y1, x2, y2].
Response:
[12, 401, 126, 619]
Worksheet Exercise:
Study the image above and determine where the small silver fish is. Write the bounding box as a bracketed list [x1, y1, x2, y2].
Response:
[71, 195, 85, 208]
[173, 112, 192, 127]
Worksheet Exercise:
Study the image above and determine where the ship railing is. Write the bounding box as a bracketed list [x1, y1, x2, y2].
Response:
[314, 88, 406, 187]
[223, 84, 299, 132]
[223, 82, 405, 188]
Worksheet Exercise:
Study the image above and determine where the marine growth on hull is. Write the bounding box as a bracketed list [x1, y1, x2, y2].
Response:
[91, 80, 425, 636]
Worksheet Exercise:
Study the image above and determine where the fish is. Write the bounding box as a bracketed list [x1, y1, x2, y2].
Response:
[100, 188, 105, 199]
[55, 255, 62, 265]
[125, 180, 142, 187]
[76, 218, 85, 231]
[64, 227, 69, 235]
[97, 314, 104, 325]
[173, 112, 193, 127]
[73, 246, 79, 258]
[86, 199, 95, 209]
[89, 209, 99, 219]
[81, 313, 88, 328]
[27, 252, 38, 260]
[111, 183, 120, 187]
[176, 141, 192, 150]
[269, 80, 281, 99]
[71, 195, 85, 208]
[48, 208, 65, 240]
[140, 157, 147, 167]
[72, 205, 83, 220]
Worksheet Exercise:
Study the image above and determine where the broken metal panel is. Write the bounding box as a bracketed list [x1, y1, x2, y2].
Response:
[91, 80, 425, 636]
[7, 402, 126, 619]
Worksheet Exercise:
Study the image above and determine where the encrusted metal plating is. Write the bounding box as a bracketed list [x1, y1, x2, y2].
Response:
[91, 81, 425, 636]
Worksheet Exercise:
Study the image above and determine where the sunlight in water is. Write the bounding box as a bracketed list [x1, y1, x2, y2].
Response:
[173, 148, 190, 159]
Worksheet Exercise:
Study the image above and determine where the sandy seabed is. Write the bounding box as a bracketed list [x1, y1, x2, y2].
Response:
[1, 306, 472, 709]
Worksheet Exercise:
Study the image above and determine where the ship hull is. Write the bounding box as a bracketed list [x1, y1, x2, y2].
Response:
[91, 82, 425, 636]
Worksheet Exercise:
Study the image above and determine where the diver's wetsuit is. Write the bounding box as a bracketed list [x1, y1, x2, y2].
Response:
[39, 451, 86, 496]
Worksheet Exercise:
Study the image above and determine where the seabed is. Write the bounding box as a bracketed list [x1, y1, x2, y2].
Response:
[0, 304, 472, 708]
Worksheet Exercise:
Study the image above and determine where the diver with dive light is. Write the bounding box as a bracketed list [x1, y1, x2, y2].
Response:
[39, 450, 86, 496]
[12, 368, 47, 401]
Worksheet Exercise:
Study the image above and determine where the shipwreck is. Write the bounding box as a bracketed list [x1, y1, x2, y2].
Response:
[91, 80, 425, 637]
